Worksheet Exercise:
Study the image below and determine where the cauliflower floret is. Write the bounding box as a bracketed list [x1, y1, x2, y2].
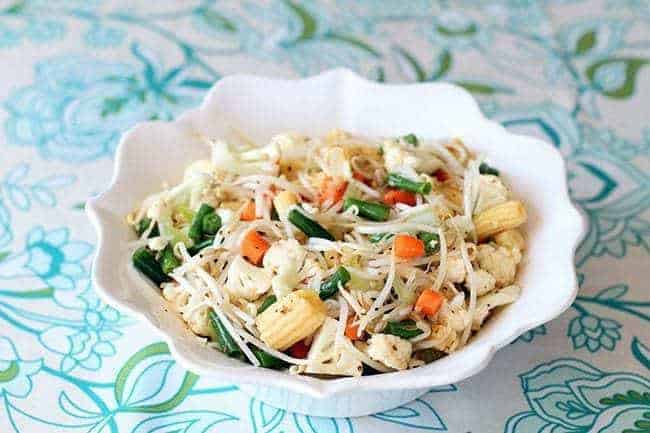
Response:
[183, 305, 212, 337]
[423, 322, 458, 353]
[162, 282, 189, 308]
[474, 175, 510, 214]
[305, 318, 363, 377]
[161, 283, 212, 337]
[476, 244, 521, 287]
[437, 295, 469, 332]
[382, 139, 419, 178]
[367, 334, 413, 370]
[225, 255, 272, 301]
[263, 239, 307, 299]
[271, 133, 309, 161]
[445, 253, 466, 284]
[316, 146, 352, 179]
[473, 284, 521, 329]
[493, 229, 525, 251]
[470, 268, 496, 296]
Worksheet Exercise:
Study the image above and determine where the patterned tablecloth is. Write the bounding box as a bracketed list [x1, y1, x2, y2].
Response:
[0, 1, 648, 432]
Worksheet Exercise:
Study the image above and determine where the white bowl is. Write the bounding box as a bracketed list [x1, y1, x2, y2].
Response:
[87, 69, 585, 418]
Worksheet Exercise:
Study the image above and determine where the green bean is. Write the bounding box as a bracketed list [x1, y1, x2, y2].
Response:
[257, 295, 277, 315]
[343, 198, 390, 222]
[160, 244, 181, 274]
[417, 232, 440, 254]
[134, 217, 159, 238]
[479, 162, 499, 176]
[402, 133, 419, 147]
[251, 347, 286, 369]
[209, 310, 243, 358]
[201, 212, 222, 236]
[368, 233, 393, 243]
[188, 203, 216, 244]
[387, 173, 432, 194]
[319, 266, 351, 300]
[187, 238, 214, 256]
[132, 247, 170, 286]
[288, 209, 334, 240]
[383, 320, 424, 339]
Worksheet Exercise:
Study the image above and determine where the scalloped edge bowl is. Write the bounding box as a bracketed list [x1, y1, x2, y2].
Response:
[87, 69, 585, 417]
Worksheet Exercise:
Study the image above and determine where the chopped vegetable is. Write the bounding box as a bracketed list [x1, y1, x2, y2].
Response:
[241, 230, 270, 266]
[319, 266, 351, 300]
[415, 289, 444, 316]
[132, 247, 170, 285]
[251, 347, 286, 369]
[288, 209, 334, 240]
[433, 169, 449, 182]
[258, 295, 277, 315]
[402, 133, 419, 146]
[343, 198, 390, 222]
[393, 234, 425, 258]
[188, 203, 216, 244]
[187, 238, 214, 256]
[417, 232, 440, 254]
[387, 173, 432, 194]
[240, 200, 257, 221]
[368, 232, 393, 243]
[288, 340, 310, 359]
[209, 310, 243, 358]
[383, 189, 417, 206]
[201, 212, 222, 236]
[345, 317, 362, 340]
[135, 217, 159, 237]
[479, 162, 499, 176]
[128, 129, 527, 375]
[384, 320, 424, 339]
[160, 244, 181, 274]
[319, 178, 348, 205]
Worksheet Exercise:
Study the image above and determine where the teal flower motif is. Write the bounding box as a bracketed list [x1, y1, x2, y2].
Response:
[427, 11, 490, 50]
[0, 226, 92, 290]
[84, 24, 125, 48]
[0, 25, 21, 48]
[39, 284, 123, 373]
[568, 313, 621, 352]
[0, 337, 42, 398]
[516, 325, 547, 343]
[4, 43, 208, 162]
[505, 358, 650, 433]
[24, 19, 65, 43]
[0, 200, 10, 248]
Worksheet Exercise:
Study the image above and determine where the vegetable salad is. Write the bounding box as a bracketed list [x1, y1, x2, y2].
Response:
[127, 130, 527, 376]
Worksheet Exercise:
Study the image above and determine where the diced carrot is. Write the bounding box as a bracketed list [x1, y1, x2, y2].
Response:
[345, 317, 362, 341]
[288, 340, 310, 359]
[241, 230, 270, 265]
[415, 289, 444, 316]
[240, 200, 256, 221]
[393, 234, 425, 258]
[434, 169, 449, 182]
[383, 189, 417, 206]
[319, 177, 348, 205]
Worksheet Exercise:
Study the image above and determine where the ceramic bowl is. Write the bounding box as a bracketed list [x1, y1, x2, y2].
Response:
[87, 69, 585, 417]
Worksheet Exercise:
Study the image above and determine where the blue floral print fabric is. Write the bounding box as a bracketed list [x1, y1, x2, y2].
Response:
[0, 1, 647, 432]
